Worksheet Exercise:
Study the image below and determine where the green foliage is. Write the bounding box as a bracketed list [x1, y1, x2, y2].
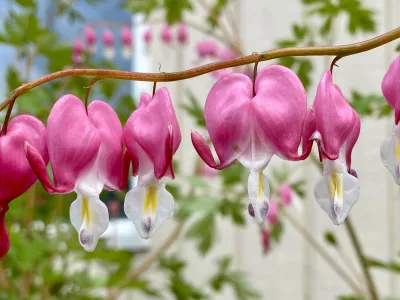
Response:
[350, 90, 392, 118]
[181, 90, 206, 128]
[123, 0, 193, 24]
[337, 296, 365, 300]
[210, 257, 261, 300]
[304, 0, 375, 35]
[366, 257, 400, 273]
[270, 222, 284, 243]
[324, 231, 338, 247]
[159, 255, 208, 299]
[186, 212, 216, 255]
[207, 0, 228, 28]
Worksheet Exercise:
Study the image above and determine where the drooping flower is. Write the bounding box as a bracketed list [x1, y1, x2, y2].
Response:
[25, 95, 129, 251]
[176, 23, 188, 44]
[123, 88, 181, 239]
[304, 71, 361, 225]
[160, 25, 172, 44]
[381, 55, 400, 184]
[192, 65, 310, 223]
[143, 27, 152, 45]
[260, 227, 271, 255]
[279, 184, 293, 206]
[72, 39, 84, 65]
[196, 40, 218, 58]
[84, 26, 96, 54]
[0, 115, 48, 259]
[266, 200, 279, 224]
[121, 26, 133, 59]
[102, 28, 115, 60]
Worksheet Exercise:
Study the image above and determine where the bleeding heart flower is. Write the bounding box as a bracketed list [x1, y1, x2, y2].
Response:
[102, 29, 115, 60]
[192, 65, 310, 223]
[25, 95, 129, 251]
[380, 55, 400, 184]
[123, 88, 181, 239]
[84, 26, 96, 53]
[160, 25, 172, 44]
[121, 26, 133, 59]
[0, 115, 48, 259]
[304, 71, 361, 225]
[196, 40, 218, 58]
[266, 200, 279, 224]
[176, 23, 188, 44]
[279, 184, 293, 206]
[143, 27, 152, 45]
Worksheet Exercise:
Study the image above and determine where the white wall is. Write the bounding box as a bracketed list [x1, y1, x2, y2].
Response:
[126, 1, 400, 299]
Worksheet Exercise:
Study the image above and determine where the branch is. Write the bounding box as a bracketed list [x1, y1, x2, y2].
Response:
[107, 221, 185, 300]
[344, 218, 379, 300]
[282, 211, 365, 296]
[1, 26, 400, 112]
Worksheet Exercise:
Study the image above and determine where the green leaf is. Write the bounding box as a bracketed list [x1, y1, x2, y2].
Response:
[15, 0, 36, 8]
[350, 90, 391, 118]
[164, 0, 193, 24]
[6, 66, 23, 92]
[207, 0, 227, 28]
[339, 0, 375, 34]
[296, 58, 313, 90]
[320, 16, 333, 37]
[123, 280, 161, 297]
[366, 257, 400, 273]
[219, 198, 246, 226]
[186, 213, 216, 255]
[292, 24, 309, 41]
[123, 0, 160, 18]
[270, 222, 284, 243]
[337, 296, 365, 300]
[324, 231, 338, 247]
[290, 180, 306, 198]
[181, 90, 206, 128]
[220, 163, 246, 186]
[396, 43, 400, 52]
[210, 256, 261, 300]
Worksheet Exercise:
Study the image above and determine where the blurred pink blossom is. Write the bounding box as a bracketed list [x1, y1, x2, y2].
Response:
[279, 184, 293, 206]
[176, 23, 189, 44]
[267, 201, 279, 225]
[160, 24, 173, 44]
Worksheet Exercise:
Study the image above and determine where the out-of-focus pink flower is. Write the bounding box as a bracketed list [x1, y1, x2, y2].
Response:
[267, 201, 279, 224]
[160, 25, 172, 44]
[199, 163, 217, 178]
[219, 48, 237, 61]
[143, 27, 152, 45]
[176, 23, 188, 44]
[196, 40, 218, 58]
[279, 184, 293, 206]
[108, 199, 121, 217]
[261, 228, 271, 255]
[84, 26, 96, 53]
[102, 29, 115, 60]
[121, 27, 133, 59]
[72, 39, 84, 65]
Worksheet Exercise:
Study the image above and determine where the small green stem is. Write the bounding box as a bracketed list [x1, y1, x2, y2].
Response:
[344, 217, 379, 300]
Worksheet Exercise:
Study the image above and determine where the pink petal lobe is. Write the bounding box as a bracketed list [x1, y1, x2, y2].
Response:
[253, 65, 307, 160]
[123, 88, 181, 179]
[0, 115, 48, 202]
[345, 112, 361, 171]
[138, 93, 152, 108]
[47, 94, 101, 191]
[382, 55, 400, 124]
[88, 100, 125, 190]
[201, 73, 252, 167]
[313, 71, 355, 160]
[301, 108, 316, 158]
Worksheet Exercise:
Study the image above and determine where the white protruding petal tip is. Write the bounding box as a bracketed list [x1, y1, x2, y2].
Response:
[124, 182, 174, 240]
[247, 170, 270, 223]
[380, 132, 400, 184]
[70, 195, 109, 252]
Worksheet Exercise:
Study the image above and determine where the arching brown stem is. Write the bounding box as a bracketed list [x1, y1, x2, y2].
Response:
[1, 26, 400, 133]
[330, 55, 343, 74]
[84, 77, 103, 113]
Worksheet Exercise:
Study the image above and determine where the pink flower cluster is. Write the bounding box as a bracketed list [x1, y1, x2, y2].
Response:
[2, 54, 400, 260]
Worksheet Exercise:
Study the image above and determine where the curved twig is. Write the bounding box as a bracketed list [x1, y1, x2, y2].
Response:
[1, 26, 400, 115]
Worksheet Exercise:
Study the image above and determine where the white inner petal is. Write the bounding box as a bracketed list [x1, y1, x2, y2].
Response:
[247, 170, 270, 224]
[70, 193, 109, 252]
[237, 126, 273, 171]
[314, 153, 359, 225]
[380, 123, 400, 184]
[124, 181, 174, 239]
